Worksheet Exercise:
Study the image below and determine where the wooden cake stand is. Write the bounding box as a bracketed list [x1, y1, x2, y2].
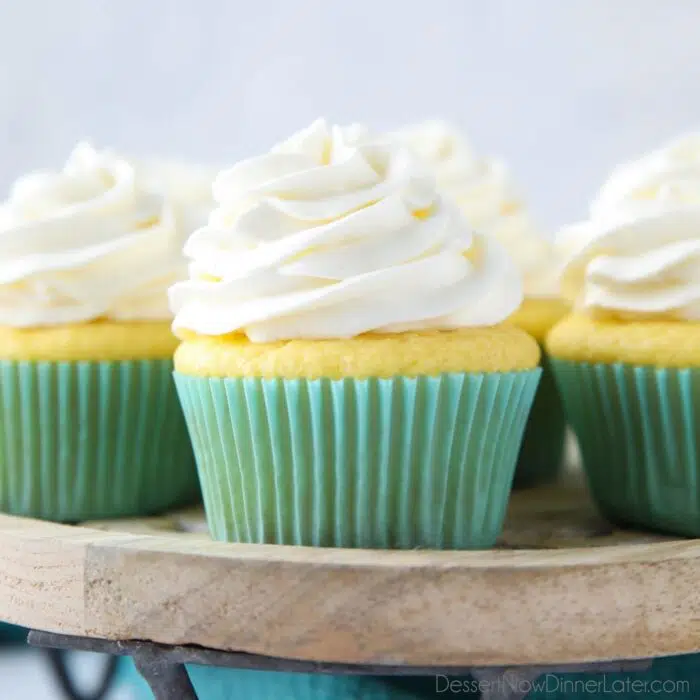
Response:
[1, 465, 699, 699]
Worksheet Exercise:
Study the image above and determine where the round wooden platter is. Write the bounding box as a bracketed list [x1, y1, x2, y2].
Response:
[0, 462, 699, 670]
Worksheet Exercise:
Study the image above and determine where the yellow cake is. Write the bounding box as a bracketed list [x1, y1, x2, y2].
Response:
[174, 326, 540, 379]
[547, 313, 700, 367]
[508, 297, 569, 344]
[0, 320, 178, 361]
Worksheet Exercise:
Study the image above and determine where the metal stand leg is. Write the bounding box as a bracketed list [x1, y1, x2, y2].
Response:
[133, 650, 198, 700]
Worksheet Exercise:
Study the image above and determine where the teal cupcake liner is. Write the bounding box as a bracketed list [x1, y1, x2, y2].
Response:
[551, 359, 700, 537]
[174, 370, 541, 550]
[513, 354, 567, 488]
[0, 359, 200, 521]
[119, 658, 480, 699]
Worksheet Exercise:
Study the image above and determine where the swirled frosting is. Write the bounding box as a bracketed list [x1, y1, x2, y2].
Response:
[133, 158, 216, 237]
[391, 120, 520, 228]
[0, 142, 184, 327]
[392, 120, 561, 298]
[487, 211, 563, 299]
[558, 132, 700, 319]
[170, 118, 523, 342]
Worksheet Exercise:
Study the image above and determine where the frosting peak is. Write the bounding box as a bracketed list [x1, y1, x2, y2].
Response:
[393, 120, 560, 298]
[0, 142, 184, 327]
[558, 132, 700, 320]
[391, 120, 520, 227]
[132, 157, 216, 237]
[170, 119, 523, 342]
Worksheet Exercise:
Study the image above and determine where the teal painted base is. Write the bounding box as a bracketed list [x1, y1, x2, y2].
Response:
[526, 654, 698, 698]
[0, 623, 25, 645]
[118, 655, 700, 699]
[118, 660, 479, 699]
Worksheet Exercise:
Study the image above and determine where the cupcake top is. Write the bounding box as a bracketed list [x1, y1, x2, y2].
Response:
[558, 132, 700, 320]
[391, 120, 561, 298]
[170, 118, 523, 342]
[0, 142, 184, 327]
[132, 157, 216, 238]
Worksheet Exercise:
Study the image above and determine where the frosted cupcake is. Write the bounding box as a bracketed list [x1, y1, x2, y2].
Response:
[393, 120, 568, 487]
[0, 142, 200, 520]
[170, 118, 542, 550]
[548, 133, 700, 536]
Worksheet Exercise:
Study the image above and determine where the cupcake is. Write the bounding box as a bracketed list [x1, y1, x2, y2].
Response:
[0, 142, 200, 520]
[393, 120, 568, 487]
[548, 132, 700, 536]
[170, 118, 542, 550]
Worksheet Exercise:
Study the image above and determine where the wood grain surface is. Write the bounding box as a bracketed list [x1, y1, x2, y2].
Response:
[1, 469, 699, 667]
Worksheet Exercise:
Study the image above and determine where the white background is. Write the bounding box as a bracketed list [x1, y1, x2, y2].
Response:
[0, 1, 698, 696]
[0, 649, 133, 699]
[0, 0, 699, 233]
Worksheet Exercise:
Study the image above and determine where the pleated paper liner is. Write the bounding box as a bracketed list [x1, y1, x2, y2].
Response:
[120, 657, 479, 700]
[513, 354, 567, 489]
[174, 369, 541, 550]
[551, 359, 700, 537]
[0, 359, 200, 521]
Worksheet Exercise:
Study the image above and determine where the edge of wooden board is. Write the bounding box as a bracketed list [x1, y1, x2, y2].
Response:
[1, 512, 699, 666]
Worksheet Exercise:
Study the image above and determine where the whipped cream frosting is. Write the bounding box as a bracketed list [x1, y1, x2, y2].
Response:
[490, 211, 564, 298]
[391, 120, 520, 227]
[0, 142, 184, 327]
[392, 120, 560, 298]
[558, 132, 700, 319]
[133, 158, 216, 237]
[170, 118, 523, 342]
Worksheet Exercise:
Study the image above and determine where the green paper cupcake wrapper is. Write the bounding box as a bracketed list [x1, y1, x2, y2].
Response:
[551, 359, 700, 537]
[174, 369, 541, 550]
[513, 354, 567, 489]
[0, 359, 200, 521]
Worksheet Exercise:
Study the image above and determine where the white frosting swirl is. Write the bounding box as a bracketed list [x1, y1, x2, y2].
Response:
[392, 120, 560, 298]
[133, 158, 216, 238]
[558, 132, 700, 319]
[489, 211, 564, 299]
[0, 142, 184, 327]
[391, 120, 520, 227]
[170, 118, 522, 342]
